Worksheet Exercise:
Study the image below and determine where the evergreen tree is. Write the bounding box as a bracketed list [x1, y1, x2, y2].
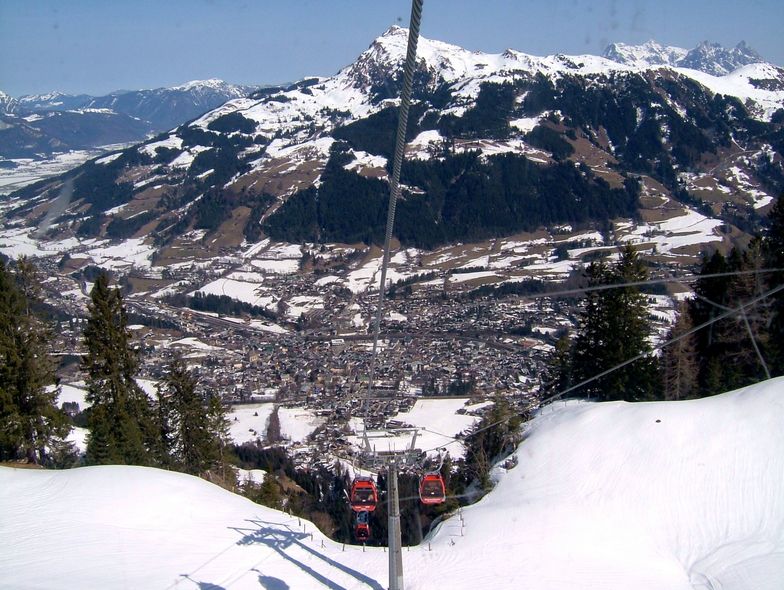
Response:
[724, 242, 773, 382]
[764, 196, 784, 375]
[0, 258, 70, 464]
[206, 391, 232, 481]
[82, 273, 154, 465]
[569, 244, 661, 401]
[156, 357, 213, 474]
[690, 245, 772, 394]
[689, 250, 731, 394]
[463, 395, 522, 490]
[254, 472, 283, 508]
[661, 302, 699, 400]
[542, 333, 573, 397]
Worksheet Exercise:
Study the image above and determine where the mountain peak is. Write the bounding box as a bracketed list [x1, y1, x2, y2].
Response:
[603, 39, 765, 76]
[171, 79, 235, 92]
[602, 40, 688, 68]
[0, 89, 17, 115]
[380, 25, 407, 37]
[679, 40, 764, 76]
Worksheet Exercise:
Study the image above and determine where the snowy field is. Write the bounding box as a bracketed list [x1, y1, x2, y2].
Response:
[227, 404, 325, 445]
[347, 398, 486, 459]
[193, 277, 275, 308]
[228, 403, 275, 444]
[0, 151, 101, 196]
[4, 377, 782, 589]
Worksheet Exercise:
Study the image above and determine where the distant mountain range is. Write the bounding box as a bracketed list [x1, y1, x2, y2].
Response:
[2, 29, 783, 275]
[602, 40, 765, 76]
[0, 80, 260, 159]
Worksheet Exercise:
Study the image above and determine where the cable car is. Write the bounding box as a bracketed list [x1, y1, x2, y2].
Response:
[419, 473, 446, 505]
[354, 510, 371, 542]
[349, 476, 378, 512]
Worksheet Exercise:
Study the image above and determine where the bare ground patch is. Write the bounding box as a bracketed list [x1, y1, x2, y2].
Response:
[228, 159, 325, 197]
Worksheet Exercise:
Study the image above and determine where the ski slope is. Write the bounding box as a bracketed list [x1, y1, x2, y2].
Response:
[2, 377, 783, 589]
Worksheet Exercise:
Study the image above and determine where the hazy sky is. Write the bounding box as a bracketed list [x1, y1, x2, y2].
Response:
[1, 0, 782, 97]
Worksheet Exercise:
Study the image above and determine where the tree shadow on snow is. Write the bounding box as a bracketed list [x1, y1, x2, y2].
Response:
[231, 519, 383, 590]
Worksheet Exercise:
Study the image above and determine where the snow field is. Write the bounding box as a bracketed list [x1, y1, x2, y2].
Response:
[1, 378, 783, 589]
[228, 403, 275, 445]
[228, 404, 325, 445]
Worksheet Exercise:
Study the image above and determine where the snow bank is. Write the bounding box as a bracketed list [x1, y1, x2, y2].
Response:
[423, 377, 784, 590]
[1, 377, 782, 589]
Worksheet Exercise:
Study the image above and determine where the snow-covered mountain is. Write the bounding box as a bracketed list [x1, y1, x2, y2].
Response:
[680, 40, 766, 76]
[13, 91, 95, 113]
[0, 80, 260, 159]
[602, 40, 689, 68]
[0, 90, 18, 114]
[1, 27, 783, 295]
[603, 39, 766, 75]
[83, 79, 258, 132]
[2, 377, 783, 589]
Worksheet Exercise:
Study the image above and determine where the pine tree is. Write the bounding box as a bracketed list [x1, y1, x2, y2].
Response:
[156, 357, 213, 475]
[463, 395, 522, 490]
[265, 406, 283, 444]
[206, 391, 232, 481]
[542, 333, 572, 397]
[0, 258, 70, 464]
[82, 272, 154, 465]
[690, 245, 772, 393]
[569, 244, 661, 401]
[690, 250, 731, 394]
[724, 242, 772, 382]
[661, 302, 699, 400]
[764, 196, 784, 375]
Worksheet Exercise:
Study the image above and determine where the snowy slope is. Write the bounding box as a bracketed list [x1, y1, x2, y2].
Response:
[2, 377, 783, 589]
[603, 39, 766, 76]
[603, 40, 689, 68]
[423, 377, 784, 590]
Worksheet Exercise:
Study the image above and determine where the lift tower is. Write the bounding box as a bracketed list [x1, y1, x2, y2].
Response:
[387, 456, 404, 590]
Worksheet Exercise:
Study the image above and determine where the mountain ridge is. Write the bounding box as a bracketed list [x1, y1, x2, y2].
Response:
[1, 28, 783, 286]
[602, 39, 767, 75]
[0, 80, 262, 159]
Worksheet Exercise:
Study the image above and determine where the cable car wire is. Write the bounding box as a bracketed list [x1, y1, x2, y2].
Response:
[474, 267, 784, 302]
[365, 0, 424, 414]
[415, 279, 784, 455]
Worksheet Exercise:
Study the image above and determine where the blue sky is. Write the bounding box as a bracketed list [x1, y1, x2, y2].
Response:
[1, 0, 782, 97]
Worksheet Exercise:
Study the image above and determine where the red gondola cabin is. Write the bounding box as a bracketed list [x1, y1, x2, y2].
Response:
[354, 523, 371, 542]
[354, 510, 371, 542]
[419, 473, 446, 505]
[349, 477, 378, 512]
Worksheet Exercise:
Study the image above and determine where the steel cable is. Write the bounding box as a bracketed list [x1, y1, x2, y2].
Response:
[366, 0, 424, 413]
[418, 279, 784, 454]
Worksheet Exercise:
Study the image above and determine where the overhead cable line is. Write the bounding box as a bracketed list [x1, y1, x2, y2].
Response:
[417, 280, 784, 454]
[690, 292, 772, 379]
[474, 268, 784, 302]
[366, 0, 424, 409]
